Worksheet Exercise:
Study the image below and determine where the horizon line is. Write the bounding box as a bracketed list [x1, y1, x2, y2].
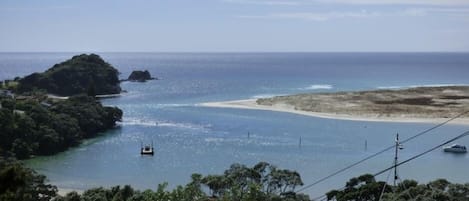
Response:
[1, 51, 469, 54]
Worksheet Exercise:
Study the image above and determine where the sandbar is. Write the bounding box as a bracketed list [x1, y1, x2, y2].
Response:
[199, 86, 469, 125]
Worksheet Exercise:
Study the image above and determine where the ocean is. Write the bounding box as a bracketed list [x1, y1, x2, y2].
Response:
[2, 52, 469, 197]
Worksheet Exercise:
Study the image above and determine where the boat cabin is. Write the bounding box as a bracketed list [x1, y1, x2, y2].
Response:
[443, 144, 467, 153]
[141, 142, 154, 155]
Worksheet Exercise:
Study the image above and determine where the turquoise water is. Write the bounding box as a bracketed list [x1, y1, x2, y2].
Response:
[2, 53, 469, 197]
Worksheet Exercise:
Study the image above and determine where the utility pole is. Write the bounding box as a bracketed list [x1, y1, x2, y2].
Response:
[299, 136, 302, 149]
[394, 133, 403, 186]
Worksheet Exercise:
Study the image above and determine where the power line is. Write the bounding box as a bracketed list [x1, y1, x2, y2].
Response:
[310, 130, 469, 201]
[296, 110, 468, 193]
[373, 130, 469, 177]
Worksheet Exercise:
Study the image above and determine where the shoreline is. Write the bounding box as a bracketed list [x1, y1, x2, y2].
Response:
[199, 99, 469, 125]
[47, 93, 122, 100]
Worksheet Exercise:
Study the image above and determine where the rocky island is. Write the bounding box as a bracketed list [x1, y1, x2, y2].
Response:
[17, 54, 121, 96]
[201, 86, 469, 124]
[126, 70, 156, 82]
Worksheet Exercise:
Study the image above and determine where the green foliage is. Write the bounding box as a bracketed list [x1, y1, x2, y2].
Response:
[326, 174, 391, 201]
[327, 175, 469, 201]
[17, 54, 121, 96]
[2, 159, 469, 201]
[52, 95, 122, 137]
[51, 162, 308, 201]
[0, 95, 122, 159]
[201, 162, 308, 201]
[0, 158, 57, 201]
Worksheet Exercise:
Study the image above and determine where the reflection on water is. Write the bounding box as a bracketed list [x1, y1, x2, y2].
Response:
[26, 103, 469, 196]
[12, 52, 469, 197]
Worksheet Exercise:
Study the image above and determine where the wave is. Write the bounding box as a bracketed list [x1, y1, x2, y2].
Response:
[120, 103, 194, 110]
[149, 103, 193, 109]
[300, 84, 333, 90]
[119, 118, 159, 127]
[119, 118, 211, 131]
[377, 83, 469, 90]
[250, 94, 285, 99]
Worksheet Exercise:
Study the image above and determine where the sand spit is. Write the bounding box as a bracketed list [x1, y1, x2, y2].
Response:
[200, 86, 469, 125]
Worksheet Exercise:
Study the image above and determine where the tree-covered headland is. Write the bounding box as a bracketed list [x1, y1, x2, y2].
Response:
[0, 94, 122, 159]
[1, 54, 123, 159]
[17, 54, 121, 96]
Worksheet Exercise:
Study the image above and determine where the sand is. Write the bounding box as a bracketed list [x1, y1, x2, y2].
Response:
[199, 99, 469, 125]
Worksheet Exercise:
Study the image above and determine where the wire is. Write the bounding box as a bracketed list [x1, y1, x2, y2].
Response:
[378, 163, 394, 201]
[310, 130, 469, 201]
[373, 130, 469, 177]
[296, 110, 468, 193]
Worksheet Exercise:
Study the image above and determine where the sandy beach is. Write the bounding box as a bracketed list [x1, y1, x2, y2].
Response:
[199, 99, 469, 125]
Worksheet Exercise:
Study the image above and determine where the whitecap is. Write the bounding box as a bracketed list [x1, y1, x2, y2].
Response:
[204, 137, 225, 143]
[119, 118, 158, 127]
[119, 117, 211, 131]
[251, 94, 285, 99]
[300, 84, 333, 90]
[376, 86, 404, 90]
[157, 122, 211, 131]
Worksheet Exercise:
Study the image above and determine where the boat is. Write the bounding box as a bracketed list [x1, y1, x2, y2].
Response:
[443, 144, 467, 153]
[140, 142, 154, 155]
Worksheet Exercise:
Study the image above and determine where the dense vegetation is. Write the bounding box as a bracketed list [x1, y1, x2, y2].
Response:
[2, 159, 468, 201]
[127, 70, 155, 82]
[17, 54, 121, 96]
[0, 95, 122, 159]
[0, 158, 57, 201]
[55, 162, 309, 201]
[326, 174, 469, 201]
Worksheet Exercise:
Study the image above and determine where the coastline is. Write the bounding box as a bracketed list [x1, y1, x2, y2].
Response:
[47, 93, 122, 100]
[199, 99, 469, 125]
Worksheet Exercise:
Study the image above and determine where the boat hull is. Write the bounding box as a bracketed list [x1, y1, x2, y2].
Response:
[443, 148, 467, 153]
[141, 148, 154, 155]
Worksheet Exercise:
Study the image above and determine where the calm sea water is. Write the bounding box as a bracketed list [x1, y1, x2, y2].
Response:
[2, 53, 469, 197]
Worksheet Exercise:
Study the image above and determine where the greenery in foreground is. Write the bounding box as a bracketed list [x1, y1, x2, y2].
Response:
[16, 54, 121, 96]
[0, 94, 122, 159]
[2, 159, 469, 201]
[0, 158, 57, 201]
[326, 174, 469, 201]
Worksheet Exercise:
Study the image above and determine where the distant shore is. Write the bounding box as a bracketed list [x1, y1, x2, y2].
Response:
[199, 86, 469, 125]
[47, 93, 122, 100]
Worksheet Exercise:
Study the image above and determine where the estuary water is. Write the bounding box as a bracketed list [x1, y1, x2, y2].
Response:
[1, 52, 469, 197]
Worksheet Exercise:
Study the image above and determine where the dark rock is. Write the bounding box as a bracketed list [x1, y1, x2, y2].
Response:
[127, 70, 155, 82]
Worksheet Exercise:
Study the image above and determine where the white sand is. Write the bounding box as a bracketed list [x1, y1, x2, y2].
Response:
[199, 99, 469, 125]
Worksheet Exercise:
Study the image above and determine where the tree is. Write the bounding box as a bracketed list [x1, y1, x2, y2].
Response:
[326, 174, 391, 201]
[0, 158, 57, 201]
[17, 54, 121, 96]
[0, 94, 121, 159]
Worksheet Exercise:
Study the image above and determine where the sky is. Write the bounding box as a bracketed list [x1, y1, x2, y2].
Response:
[1, 0, 469, 52]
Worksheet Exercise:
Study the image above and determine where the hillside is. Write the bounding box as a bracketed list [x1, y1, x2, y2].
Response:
[17, 54, 121, 96]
